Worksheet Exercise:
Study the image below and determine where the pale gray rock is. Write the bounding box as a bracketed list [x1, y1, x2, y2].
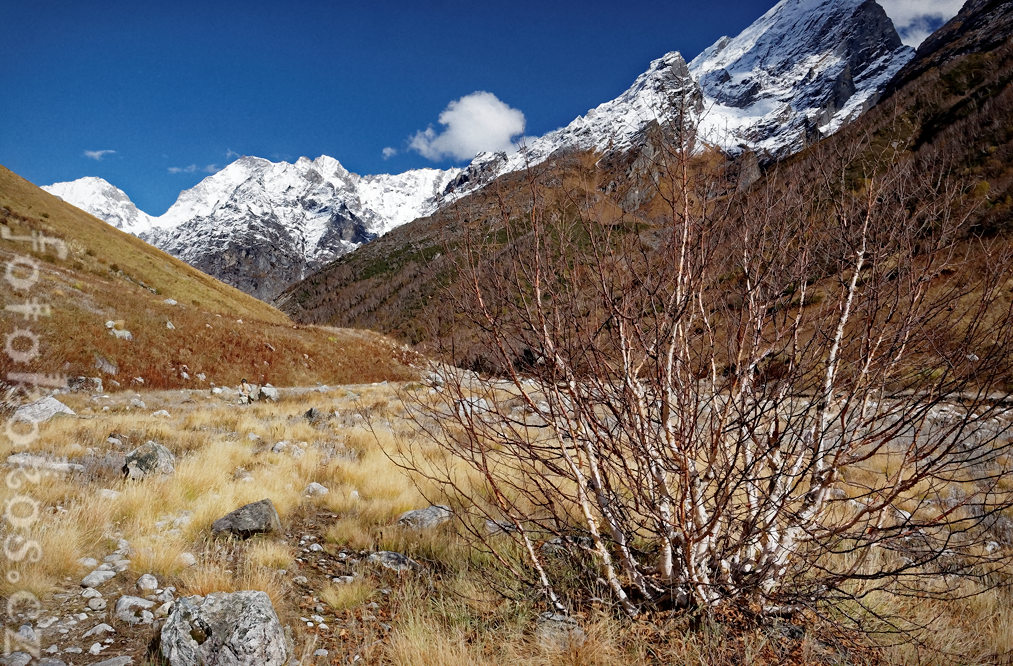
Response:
[211, 499, 282, 538]
[114, 595, 155, 625]
[535, 612, 586, 650]
[11, 397, 74, 423]
[88, 597, 107, 611]
[303, 482, 329, 497]
[92, 657, 132, 666]
[82, 569, 116, 588]
[259, 385, 279, 401]
[136, 573, 158, 591]
[367, 551, 420, 572]
[122, 441, 175, 479]
[82, 623, 115, 638]
[397, 505, 452, 530]
[160, 591, 287, 665]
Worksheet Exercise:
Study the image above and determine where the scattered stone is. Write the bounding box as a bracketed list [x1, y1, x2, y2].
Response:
[304, 407, 321, 421]
[131, 377, 144, 385]
[535, 612, 587, 650]
[309, 543, 323, 552]
[110, 329, 133, 341]
[114, 595, 155, 625]
[271, 441, 289, 454]
[105, 321, 116, 329]
[367, 551, 420, 572]
[211, 499, 282, 538]
[122, 441, 175, 479]
[82, 569, 116, 588]
[0, 653, 31, 666]
[82, 587, 102, 599]
[166, 321, 175, 330]
[398, 505, 452, 530]
[92, 657, 132, 666]
[292, 576, 308, 586]
[37, 659, 68, 666]
[332, 575, 355, 585]
[11, 397, 74, 424]
[68, 376, 103, 393]
[304, 482, 329, 497]
[88, 597, 108, 611]
[178, 552, 197, 567]
[197, 373, 206, 381]
[164, 298, 177, 306]
[160, 591, 287, 666]
[260, 385, 279, 401]
[129, 398, 146, 409]
[152, 409, 170, 418]
[99, 489, 122, 501]
[211, 387, 223, 395]
[136, 574, 158, 591]
[89, 643, 105, 655]
[83, 623, 115, 638]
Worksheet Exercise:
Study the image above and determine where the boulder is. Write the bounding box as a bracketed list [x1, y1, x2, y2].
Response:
[259, 385, 279, 401]
[136, 574, 158, 591]
[11, 397, 74, 424]
[123, 441, 175, 479]
[211, 499, 281, 538]
[160, 591, 287, 666]
[398, 505, 452, 530]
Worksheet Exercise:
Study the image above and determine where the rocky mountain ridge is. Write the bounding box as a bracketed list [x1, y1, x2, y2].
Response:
[46, 0, 917, 300]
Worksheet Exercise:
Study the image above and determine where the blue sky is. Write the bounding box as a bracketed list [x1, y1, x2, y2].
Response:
[1, 0, 959, 214]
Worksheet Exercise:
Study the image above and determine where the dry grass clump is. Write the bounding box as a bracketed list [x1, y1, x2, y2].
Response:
[320, 579, 376, 611]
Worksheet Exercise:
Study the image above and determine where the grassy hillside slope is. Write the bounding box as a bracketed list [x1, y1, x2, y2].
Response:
[0, 166, 418, 389]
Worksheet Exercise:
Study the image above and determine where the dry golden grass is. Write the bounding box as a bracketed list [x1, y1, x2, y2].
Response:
[1, 381, 1010, 664]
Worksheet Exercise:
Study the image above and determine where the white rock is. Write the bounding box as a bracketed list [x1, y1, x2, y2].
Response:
[303, 482, 329, 497]
[136, 574, 158, 591]
[11, 397, 75, 424]
[83, 623, 115, 638]
[82, 570, 116, 588]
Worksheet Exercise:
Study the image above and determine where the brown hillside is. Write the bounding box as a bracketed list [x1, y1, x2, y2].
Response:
[0, 166, 418, 390]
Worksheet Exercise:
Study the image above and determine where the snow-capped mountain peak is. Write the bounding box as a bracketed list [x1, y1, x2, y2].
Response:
[42, 177, 154, 234]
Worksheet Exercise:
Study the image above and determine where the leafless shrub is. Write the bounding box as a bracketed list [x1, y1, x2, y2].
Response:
[397, 123, 1013, 640]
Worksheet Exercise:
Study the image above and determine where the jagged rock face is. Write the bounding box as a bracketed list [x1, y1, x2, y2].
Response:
[689, 0, 913, 155]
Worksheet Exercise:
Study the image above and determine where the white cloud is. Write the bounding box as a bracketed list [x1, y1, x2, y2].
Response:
[381, 146, 398, 160]
[168, 163, 220, 175]
[225, 148, 241, 160]
[879, 0, 964, 47]
[83, 149, 116, 161]
[409, 91, 526, 162]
